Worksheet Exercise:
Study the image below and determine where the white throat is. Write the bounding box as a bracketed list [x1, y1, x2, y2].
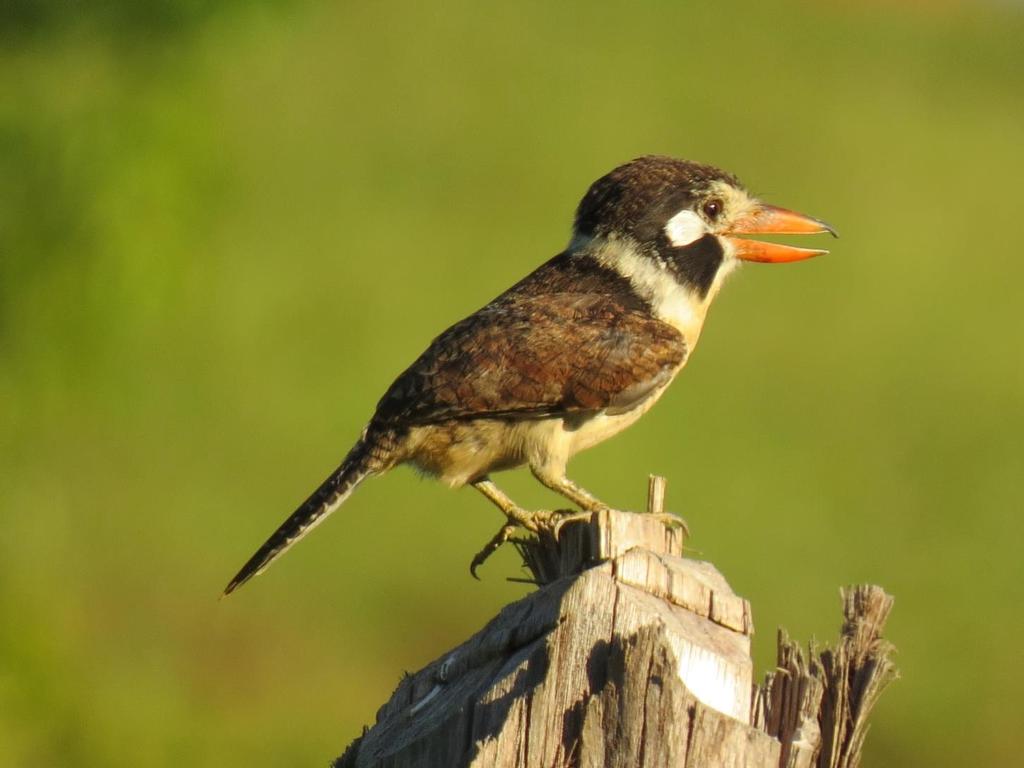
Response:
[575, 236, 736, 346]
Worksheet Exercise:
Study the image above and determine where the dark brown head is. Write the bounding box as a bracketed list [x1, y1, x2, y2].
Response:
[575, 156, 740, 244]
[572, 155, 835, 296]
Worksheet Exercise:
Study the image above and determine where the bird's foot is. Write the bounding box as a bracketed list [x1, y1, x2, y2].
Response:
[645, 511, 690, 538]
[469, 507, 592, 578]
[501, 506, 581, 534]
[540, 508, 592, 538]
[585, 505, 690, 538]
[469, 522, 519, 579]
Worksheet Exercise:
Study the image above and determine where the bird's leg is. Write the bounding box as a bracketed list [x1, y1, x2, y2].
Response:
[470, 477, 549, 577]
[532, 467, 687, 532]
[469, 477, 585, 576]
[472, 477, 556, 532]
[530, 466, 618, 513]
[468, 520, 518, 579]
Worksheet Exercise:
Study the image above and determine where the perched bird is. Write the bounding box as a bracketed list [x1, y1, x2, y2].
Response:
[224, 155, 834, 595]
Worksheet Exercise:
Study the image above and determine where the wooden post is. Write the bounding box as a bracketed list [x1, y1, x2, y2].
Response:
[335, 478, 896, 768]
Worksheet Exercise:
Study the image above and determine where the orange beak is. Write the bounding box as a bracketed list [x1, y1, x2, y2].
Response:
[726, 204, 837, 263]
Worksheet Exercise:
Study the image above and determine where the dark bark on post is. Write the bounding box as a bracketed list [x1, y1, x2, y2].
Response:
[335, 477, 896, 768]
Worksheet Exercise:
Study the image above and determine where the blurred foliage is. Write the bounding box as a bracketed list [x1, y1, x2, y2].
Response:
[0, 0, 289, 41]
[1, 0, 1022, 766]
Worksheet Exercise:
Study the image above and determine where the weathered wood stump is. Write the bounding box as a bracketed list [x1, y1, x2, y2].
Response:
[336, 478, 895, 768]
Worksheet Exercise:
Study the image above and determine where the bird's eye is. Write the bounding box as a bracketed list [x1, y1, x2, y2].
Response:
[702, 199, 723, 220]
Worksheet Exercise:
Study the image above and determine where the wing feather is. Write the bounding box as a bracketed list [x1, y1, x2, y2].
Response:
[374, 292, 686, 426]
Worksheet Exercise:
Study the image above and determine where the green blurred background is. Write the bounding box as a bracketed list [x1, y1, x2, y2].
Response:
[2, 0, 1022, 765]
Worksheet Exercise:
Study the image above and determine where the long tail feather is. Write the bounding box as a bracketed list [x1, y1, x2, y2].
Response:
[223, 439, 377, 596]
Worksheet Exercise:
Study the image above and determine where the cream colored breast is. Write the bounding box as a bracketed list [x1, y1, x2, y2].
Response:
[563, 376, 677, 456]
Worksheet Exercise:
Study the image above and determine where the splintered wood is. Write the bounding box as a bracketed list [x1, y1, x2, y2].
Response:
[335, 477, 896, 768]
[753, 587, 898, 768]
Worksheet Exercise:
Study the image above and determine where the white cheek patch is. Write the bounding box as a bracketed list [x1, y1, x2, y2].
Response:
[664, 209, 706, 248]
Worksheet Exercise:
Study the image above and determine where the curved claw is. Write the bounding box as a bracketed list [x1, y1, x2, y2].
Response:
[469, 522, 518, 579]
[649, 511, 690, 538]
[469, 508, 598, 579]
[549, 510, 592, 538]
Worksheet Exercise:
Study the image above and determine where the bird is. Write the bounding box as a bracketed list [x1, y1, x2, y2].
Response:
[224, 155, 835, 595]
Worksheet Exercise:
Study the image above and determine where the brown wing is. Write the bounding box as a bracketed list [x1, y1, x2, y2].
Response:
[373, 293, 687, 426]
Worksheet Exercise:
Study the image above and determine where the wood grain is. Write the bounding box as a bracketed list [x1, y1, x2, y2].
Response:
[335, 479, 896, 768]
